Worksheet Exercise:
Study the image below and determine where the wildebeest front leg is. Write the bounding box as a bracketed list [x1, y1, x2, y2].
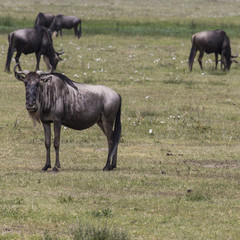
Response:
[15, 52, 22, 71]
[42, 123, 52, 171]
[52, 121, 62, 172]
[221, 55, 227, 70]
[215, 53, 219, 69]
[74, 25, 78, 37]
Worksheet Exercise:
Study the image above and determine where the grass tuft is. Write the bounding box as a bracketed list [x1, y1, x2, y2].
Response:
[72, 223, 130, 240]
[186, 190, 211, 202]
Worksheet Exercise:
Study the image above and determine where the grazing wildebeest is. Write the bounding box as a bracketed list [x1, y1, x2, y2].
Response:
[49, 15, 82, 38]
[34, 12, 55, 28]
[14, 64, 122, 172]
[4, 25, 63, 72]
[188, 30, 238, 71]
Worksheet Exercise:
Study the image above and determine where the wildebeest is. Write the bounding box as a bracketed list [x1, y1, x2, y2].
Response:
[34, 12, 55, 28]
[49, 15, 82, 38]
[188, 30, 238, 71]
[14, 64, 122, 172]
[5, 25, 63, 72]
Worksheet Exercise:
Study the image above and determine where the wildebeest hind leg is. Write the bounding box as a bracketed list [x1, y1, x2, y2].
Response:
[111, 149, 118, 169]
[52, 122, 62, 172]
[97, 119, 115, 171]
[198, 51, 204, 69]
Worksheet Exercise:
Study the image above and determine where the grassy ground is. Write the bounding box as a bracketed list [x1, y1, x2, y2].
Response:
[0, 0, 240, 239]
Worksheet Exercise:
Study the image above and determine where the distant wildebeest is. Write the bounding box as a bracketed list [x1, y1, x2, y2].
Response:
[14, 64, 122, 172]
[49, 15, 82, 38]
[34, 12, 55, 28]
[188, 30, 238, 71]
[5, 25, 64, 72]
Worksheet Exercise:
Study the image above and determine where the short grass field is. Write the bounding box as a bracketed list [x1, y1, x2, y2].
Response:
[0, 0, 240, 239]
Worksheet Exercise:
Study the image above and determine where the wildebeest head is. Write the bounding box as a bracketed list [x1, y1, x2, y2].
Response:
[226, 53, 238, 70]
[14, 64, 51, 113]
[43, 51, 64, 72]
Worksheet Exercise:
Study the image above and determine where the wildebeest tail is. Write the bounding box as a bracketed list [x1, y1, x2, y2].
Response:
[110, 94, 122, 158]
[5, 33, 14, 72]
[78, 19, 82, 38]
[188, 36, 197, 71]
[34, 14, 40, 27]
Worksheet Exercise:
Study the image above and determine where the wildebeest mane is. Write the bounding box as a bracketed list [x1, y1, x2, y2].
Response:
[42, 72, 78, 90]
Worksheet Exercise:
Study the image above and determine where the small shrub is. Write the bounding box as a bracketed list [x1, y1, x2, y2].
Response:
[72, 223, 130, 240]
[186, 191, 210, 202]
[92, 208, 112, 218]
[43, 230, 58, 240]
[58, 195, 74, 204]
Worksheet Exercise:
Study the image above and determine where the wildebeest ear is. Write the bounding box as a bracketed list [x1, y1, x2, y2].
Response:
[40, 75, 52, 83]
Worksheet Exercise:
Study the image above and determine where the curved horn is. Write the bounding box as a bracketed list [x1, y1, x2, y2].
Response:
[14, 63, 29, 81]
[232, 54, 238, 58]
[36, 69, 52, 75]
[14, 63, 30, 75]
[56, 51, 64, 56]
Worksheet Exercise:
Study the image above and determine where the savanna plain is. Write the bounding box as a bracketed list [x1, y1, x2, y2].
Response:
[0, 0, 240, 239]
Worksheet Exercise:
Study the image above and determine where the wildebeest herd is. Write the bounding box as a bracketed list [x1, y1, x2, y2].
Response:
[4, 12, 239, 172]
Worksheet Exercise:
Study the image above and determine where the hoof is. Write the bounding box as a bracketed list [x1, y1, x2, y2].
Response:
[52, 166, 59, 172]
[103, 165, 113, 171]
[42, 165, 51, 171]
[110, 164, 116, 170]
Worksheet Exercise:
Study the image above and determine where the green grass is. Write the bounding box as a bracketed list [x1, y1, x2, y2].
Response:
[1, 0, 240, 239]
[2, 16, 240, 37]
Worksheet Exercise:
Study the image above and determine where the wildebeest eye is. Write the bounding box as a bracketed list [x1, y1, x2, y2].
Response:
[40, 76, 52, 83]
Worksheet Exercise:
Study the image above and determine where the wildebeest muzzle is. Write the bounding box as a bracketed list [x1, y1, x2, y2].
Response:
[25, 82, 39, 112]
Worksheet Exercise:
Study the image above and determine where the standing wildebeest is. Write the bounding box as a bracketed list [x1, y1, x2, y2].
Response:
[14, 64, 122, 172]
[5, 25, 63, 72]
[49, 15, 82, 38]
[34, 12, 55, 28]
[188, 30, 238, 71]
